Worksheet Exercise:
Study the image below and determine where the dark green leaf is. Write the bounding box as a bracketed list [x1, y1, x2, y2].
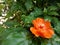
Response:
[1, 27, 41, 45]
[54, 22, 60, 36]
[25, 0, 33, 10]
[30, 7, 42, 17]
[4, 19, 20, 27]
[24, 15, 35, 24]
[44, 16, 53, 22]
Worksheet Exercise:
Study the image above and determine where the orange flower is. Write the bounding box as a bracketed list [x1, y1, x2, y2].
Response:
[30, 18, 54, 38]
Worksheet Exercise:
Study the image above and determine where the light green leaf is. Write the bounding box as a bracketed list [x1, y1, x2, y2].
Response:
[0, 4, 5, 10]
[48, 6, 58, 11]
[43, 8, 47, 14]
[48, 11, 59, 16]
[57, 3, 60, 7]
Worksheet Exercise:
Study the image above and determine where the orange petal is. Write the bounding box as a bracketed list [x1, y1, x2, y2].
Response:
[32, 20, 39, 29]
[38, 29, 53, 38]
[43, 33, 52, 38]
[48, 28, 54, 35]
[30, 27, 39, 37]
[45, 21, 51, 28]
[32, 18, 45, 29]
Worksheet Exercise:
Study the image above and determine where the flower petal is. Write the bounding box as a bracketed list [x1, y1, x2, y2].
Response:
[30, 27, 39, 37]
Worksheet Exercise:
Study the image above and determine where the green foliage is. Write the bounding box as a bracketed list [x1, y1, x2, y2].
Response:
[1, 28, 32, 45]
[0, 0, 60, 45]
[25, 0, 33, 10]
[0, 4, 5, 15]
[30, 7, 42, 17]
[0, 26, 41, 45]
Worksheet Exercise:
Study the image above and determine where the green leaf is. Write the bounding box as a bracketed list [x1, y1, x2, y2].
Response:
[25, 0, 33, 10]
[48, 11, 59, 16]
[54, 21, 60, 36]
[51, 17, 60, 35]
[41, 39, 48, 45]
[0, 4, 5, 10]
[37, 35, 59, 45]
[5, 0, 14, 6]
[25, 15, 35, 24]
[48, 6, 58, 11]
[51, 17, 59, 27]
[0, 26, 25, 39]
[6, 2, 19, 17]
[1, 27, 41, 45]
[40, 34, 60, 45]
[30, 7, 42, 17]
[21, 15, 35, 24]
[0, 27, 5, 39]
[43, 8, 47, 14]
[57, 3, 60, 7]
[51, 34, 60, 45]
[44, 16, 53, 22]
[6, 2, 26, 18]
[0, 4, 5, 15]
[4, 19, 20, 27]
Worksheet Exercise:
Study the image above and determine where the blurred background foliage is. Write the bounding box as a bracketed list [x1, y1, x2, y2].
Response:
[0, 0, 60, 45]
